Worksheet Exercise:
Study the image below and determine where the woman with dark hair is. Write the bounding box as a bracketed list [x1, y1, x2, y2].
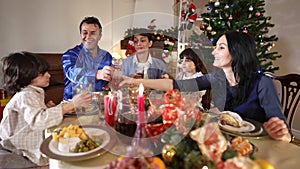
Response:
[120, 31, 291, 142]
[0, 52, 91, 166]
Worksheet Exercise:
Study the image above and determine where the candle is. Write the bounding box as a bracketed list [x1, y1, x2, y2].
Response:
[137, 83, 145, 124]
[104, 92, 114, 126]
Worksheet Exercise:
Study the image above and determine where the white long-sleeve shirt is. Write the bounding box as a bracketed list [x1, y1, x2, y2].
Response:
[0, 85, 63, 166]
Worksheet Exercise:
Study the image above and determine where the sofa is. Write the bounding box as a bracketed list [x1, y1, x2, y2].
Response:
[36, 53, 64, 105]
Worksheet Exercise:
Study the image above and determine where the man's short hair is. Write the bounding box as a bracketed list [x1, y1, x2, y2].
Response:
[79, 16, 102, 33]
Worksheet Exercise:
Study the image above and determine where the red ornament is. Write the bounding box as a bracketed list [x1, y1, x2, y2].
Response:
[199, 24, 206, 30]
[242, 29, 248, 34]
[228, 15, 233, 20]
[236, 12, 241, 18]
[255, 11, 261, 17]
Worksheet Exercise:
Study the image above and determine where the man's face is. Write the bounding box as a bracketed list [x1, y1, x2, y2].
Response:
[80, 23, 101, 51]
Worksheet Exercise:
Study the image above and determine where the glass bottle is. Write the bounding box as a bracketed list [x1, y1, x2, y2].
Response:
[114, 87, 137, 145]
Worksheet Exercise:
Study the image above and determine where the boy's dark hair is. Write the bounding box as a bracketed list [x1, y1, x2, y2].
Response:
[136, 33, 153, 41]
[2, 51, 50, 96]
[79, 16, 102, 33]
[132, 28, 153, 41]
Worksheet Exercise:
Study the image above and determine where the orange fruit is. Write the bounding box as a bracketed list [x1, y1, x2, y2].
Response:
[152, 157, 166, 169]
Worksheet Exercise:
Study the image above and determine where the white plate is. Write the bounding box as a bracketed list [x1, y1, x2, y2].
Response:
[40, 126, 117, 161]
[48, 127, 109, 157]
[218, 120, 256, 133]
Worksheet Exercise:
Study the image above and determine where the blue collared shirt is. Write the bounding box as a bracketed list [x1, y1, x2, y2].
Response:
[62, 43, 112, 100]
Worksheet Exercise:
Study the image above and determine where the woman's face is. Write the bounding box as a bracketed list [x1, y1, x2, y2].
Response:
[212, 35, 232, 69]
[133, 34, 152, 54]
[179, 57, 196, 73]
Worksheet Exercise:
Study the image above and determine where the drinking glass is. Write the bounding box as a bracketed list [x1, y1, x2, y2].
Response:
[92, 91, 105, 119]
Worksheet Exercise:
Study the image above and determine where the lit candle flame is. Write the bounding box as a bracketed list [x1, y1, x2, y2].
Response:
[138, 83, 144, 96]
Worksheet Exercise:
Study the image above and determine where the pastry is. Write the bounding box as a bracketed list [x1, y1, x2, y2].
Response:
[219, 111, 243, 127]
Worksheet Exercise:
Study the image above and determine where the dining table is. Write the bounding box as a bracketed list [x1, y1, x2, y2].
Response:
[44, 113, 300, 169]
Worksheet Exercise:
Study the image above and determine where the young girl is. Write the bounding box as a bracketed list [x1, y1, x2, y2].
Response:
[176, 48, 208, 80]
[176, 48, 211, 110]
[0, 52, 91, 166]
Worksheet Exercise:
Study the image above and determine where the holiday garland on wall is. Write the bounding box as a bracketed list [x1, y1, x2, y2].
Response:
[123, 27, 178, 57]
[198, 0, 281, 73]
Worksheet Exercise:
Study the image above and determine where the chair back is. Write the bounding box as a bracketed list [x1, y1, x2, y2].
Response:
[264, 72, 300, 127]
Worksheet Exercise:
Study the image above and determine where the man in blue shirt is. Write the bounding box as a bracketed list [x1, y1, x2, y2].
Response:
[62, 16, 113, 100]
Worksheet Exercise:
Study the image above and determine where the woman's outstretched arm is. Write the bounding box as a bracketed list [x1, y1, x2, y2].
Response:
[119, 75, 174, 91]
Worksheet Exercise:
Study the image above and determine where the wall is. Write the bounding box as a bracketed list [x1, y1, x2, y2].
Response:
[0, 0, 174, 54]
[0, 0, 174, 84]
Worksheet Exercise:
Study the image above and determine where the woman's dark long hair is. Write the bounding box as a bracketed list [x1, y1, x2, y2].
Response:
[2, 51, 49, 96]
[224, 31, 259, 105]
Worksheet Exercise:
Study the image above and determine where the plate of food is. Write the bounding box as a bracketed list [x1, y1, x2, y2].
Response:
[217, 111, 268, 138]
[218, 111, 255, 133]
[40, 125, 116, 161]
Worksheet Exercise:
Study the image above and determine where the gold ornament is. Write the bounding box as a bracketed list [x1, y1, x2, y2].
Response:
[162, 144, 176, 162]
[206, 25, 212, 32]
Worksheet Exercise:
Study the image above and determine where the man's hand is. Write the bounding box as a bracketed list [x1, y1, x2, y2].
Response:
[96, 66, 115, 81]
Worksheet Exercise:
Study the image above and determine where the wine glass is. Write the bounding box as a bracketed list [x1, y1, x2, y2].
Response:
[109, 58, 123, 91]
[148, 90, 164, 110]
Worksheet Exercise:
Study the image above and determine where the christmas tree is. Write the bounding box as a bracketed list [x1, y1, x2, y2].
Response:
[198, 0, 281, 72]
